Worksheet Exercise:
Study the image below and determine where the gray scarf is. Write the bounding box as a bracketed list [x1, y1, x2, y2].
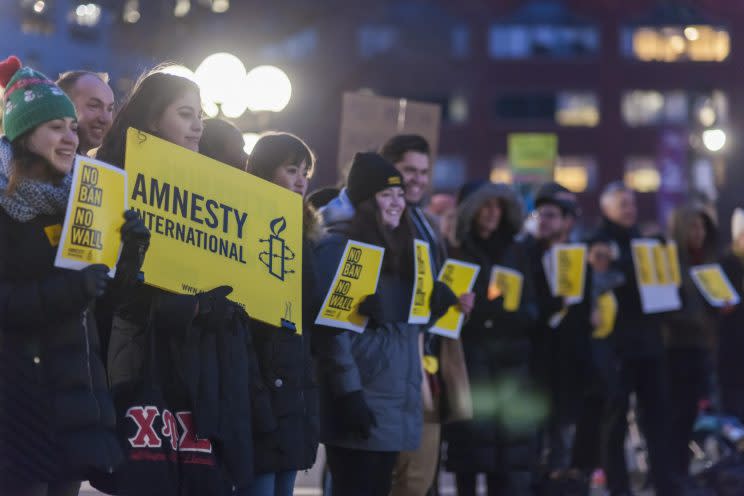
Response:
[0, 138, 72, 222]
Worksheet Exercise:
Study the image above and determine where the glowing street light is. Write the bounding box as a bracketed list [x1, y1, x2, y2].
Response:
[245, 65, 292, 112]
[702, 128, 726, 152]
[243, 132, 260, 154]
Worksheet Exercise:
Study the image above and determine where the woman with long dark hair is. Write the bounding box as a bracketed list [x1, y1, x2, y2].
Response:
[0, 56, 145, 496]
[96, 67, 257, 496]
[313, 152, 455, 495]
[240, 132, 320, 496]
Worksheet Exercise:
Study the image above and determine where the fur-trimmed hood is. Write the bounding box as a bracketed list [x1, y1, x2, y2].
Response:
[454, 182, 524, 246]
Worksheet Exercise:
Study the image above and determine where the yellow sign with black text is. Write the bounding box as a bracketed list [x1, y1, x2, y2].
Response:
[409, 240, 435, 324]
[488, 265, 523, 312]
[55, 156, 126, 277]
[553, 243, 587, 304]
[315, 240, 385, 333]
[124, 129, 303, 332]
[690, 264, 741, 308]
[430, 259, 480, 339]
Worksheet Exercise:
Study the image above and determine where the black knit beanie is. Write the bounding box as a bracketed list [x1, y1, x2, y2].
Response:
[346, 152, 404, 206]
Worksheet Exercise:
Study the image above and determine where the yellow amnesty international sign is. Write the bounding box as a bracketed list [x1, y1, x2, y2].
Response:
[631, 239, 681, 314]
[593, 291, 617, 339]
[430, 259, 480, 339]
[124, 129, 303, 332]
[315, 240, 385, 333]
[409, 239, 435, 324]
[488, 265, 523, 312]
[552, 243, 587, 304]
[690, 264, 741, 307]
[55, 156, 126, 277]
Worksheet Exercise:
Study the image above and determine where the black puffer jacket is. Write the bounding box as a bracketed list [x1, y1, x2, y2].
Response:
[443, 183, 541, 474]
[251, 237, 320, 474]
[0, 210, 122, 489]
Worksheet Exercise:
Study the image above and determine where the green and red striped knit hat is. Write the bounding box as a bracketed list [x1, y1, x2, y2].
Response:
[0, 55, 76, 142]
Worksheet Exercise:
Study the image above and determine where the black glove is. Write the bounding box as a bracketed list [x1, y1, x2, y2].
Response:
[429, 281, 458, 321]
[337, 390, 377, 440]
[196, 285, 234, 330]
[80, 264, 111, 298]
[357, 294, 388, 324]
[115, 210, 150, 288]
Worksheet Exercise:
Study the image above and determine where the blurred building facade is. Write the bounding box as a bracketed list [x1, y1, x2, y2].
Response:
[3, 0, 744, 230]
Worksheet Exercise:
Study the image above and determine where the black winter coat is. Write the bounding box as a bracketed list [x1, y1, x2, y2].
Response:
[593, 219, 664, 358]
[443, 183, 540, 474]
[251, 238, 319, 474]
[0, 210, 122, 489]
[524, 235, 593, 424]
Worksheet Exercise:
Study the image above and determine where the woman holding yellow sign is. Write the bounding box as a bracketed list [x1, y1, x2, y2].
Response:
[244, 132, 320, 496]
[443, 181, 542, 496]
[663, 203, 720, 482]
[314, 153, 454, 496]
[96, 69, 259, 496]
[0, 56, 148, 496]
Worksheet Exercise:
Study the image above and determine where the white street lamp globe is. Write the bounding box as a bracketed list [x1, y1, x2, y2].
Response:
[159, 64, 197, 82]
[195, 53, 246, 105]
[243, 133, 261, 155]
[245, 65, 292, 112]
[702, 128, 726, 152]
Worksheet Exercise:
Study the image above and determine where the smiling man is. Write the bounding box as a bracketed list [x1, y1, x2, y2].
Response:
[57, 71, 115, 156]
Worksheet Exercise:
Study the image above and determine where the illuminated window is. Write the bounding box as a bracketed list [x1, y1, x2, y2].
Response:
[622, 90, 687, 126]
[624, 157, 661, 192]
[622, 25, 730, 62]
[554, 156, 597, 192]
[490, 155, 597, 191]
[495, 91, 599, 127]
[556, 92, 599, 127]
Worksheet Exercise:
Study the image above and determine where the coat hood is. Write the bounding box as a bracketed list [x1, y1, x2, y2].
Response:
[454, 182, 524, 246]
[318, 188, 354, 234]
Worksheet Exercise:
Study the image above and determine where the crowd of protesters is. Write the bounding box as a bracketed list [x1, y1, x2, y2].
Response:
[1, 53, 744, 496]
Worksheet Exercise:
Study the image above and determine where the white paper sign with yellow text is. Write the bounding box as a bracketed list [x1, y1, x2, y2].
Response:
[631, 239, 681, 314]
[690, 264, 741, 307]
[409, 239, 435, 324]
[430, 259, 480, 339]
[315, 240, 385, 333]
[55, 156, 127, 277]
[488, 265, 523, 312]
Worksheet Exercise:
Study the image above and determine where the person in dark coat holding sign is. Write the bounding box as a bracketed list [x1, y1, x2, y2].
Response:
[443, 181, 542, 496]
[593, 182, 672, 496]
[243, 132, 320, 496]
[96, 67, 261, 496]
[663, 202, 719, 482]
[0, 56, 147, 496]
[314, 152, 454, 496]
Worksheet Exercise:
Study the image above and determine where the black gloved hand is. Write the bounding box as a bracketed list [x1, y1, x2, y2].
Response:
[196, 285, 234, 329]
[80, 264, 111, 298]
[429, 281, 458, 321]
[357, 294, 388, 323]
[337, 390, 377, 440]
[115, 210, 150, 288]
